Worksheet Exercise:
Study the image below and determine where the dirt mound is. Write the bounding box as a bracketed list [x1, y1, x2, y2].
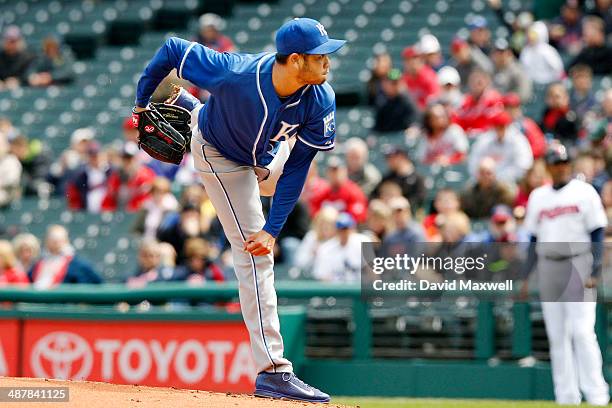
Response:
[0, 377, 355, 408]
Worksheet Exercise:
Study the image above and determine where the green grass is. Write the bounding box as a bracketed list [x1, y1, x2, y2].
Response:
[332, 397, 611, 408]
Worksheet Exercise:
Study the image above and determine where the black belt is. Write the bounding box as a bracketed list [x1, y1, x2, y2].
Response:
[544, 252, 588, 261]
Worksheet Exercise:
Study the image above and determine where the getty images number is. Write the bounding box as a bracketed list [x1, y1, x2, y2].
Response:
[8, 388, 66, 399]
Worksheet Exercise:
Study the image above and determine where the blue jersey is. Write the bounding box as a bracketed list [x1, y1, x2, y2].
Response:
[135, 37, 338, 237]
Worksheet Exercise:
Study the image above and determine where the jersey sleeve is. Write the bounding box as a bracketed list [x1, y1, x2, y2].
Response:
[584, 184, 608, 232]
[297, 102, 336, 151]
[523, 190, 540, 236]
[135, 37, 233, 107]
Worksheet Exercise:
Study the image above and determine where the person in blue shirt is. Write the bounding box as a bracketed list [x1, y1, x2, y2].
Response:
[133, 18, 344, 403]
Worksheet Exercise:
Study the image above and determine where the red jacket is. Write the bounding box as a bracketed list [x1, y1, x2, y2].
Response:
[402, 66, 440, 110]
[0, 266, 29, 286]
[310, 180, 368, 223]
[454, 88, 504, 132]
[515, 117, 546, 159]
[123, 166, 156, 212]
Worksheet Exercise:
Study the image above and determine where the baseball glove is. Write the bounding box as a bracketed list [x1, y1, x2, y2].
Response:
[132, 103, 192, 165]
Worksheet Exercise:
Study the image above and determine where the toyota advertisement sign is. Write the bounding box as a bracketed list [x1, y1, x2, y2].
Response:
[0, 318, 19, 377]
[20, 320, 256, 392]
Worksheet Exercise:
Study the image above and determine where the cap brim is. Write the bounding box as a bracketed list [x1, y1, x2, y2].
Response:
[304, 38, 346, 55]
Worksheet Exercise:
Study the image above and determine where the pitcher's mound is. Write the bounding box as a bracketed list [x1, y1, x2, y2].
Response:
[0, 377, 355, 408]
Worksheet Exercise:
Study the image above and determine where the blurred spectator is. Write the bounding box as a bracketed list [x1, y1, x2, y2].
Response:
[416, 103, 468, 166]
[157, 203, 211, 263]
[9, 134, 52, 197]
[468, 111, 534, 183]
[26, 35, 75, 87]
[29, 225, 102, 288]
[568, 64, 597, 119]
[118, 142, 156, 212]
[450, 37, 493, 90]
[455, 69, 504, 134]
[367, 52, 392, 106]
[438, 211, 472, 244]
[491, 38, 533, 102]
[588, 0, 612, 35]
[374, 68, 418, 132]
[158, 242, 177, 268]
[401, 46, 440, 110]
[568, 15, 612, 75]
[126, 239, 174, 288]
[473, 204, 518, 243]
[549, 0, 584, 55]
[12, 233, 40, 273]
[514, 160, 550, 208]
[375, 180, 404, 205]
[312, 213, 369, 282]
[0, 240, 28, 285]
[48, 127, 93, 195]
[435, 66, 464, 111]
[520, 21, 565, 84]
[0, 26, 34, 90]
[172, 238, 224, 284]
[311, 156, 368, 223]
[468, 16, 492, 55]
[196, 13, 235, 52]
[344, 137, 381, 196]
[487, 0, 534, 54]
[422, 189, 462, 241]
[540, 82, 580, 143]
[372, 146, 426, 210]
[0, 132, 22, 207]
[504, 93, 547, 159]
[589, 150, 609, 193]
[364, 199, 393, 242]
[272, 198, 310, 265]
[132, 176, 179, 239]
[294, 206, 338, 273]
[66, 141, 121, 212]
[419, 34, 444, 71]
[381, 196, 425, 256]
[574, 151, 597, 184]
[461, 157, 516, 218]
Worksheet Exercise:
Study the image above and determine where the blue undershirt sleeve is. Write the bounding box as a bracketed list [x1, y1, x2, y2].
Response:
[590, 227, 604, 278]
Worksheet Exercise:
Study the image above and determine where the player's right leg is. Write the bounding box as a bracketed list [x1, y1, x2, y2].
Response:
[541, 302, 581, 405]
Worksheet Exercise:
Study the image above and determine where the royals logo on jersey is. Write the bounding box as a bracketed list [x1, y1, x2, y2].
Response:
[323, 111, 335, 139]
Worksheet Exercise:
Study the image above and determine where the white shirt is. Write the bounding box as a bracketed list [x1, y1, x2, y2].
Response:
[312, 232, 369, 283]
[524, 179, 607, 249]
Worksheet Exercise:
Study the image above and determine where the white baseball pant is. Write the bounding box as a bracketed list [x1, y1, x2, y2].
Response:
[190, 106, 294, 374]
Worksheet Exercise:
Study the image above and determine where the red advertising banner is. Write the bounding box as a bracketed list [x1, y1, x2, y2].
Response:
[21, 320, 256, 392]
[0, 318, 19, 377]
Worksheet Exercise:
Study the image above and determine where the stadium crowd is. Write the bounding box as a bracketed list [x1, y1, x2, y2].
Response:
[0, 1, 611, 287]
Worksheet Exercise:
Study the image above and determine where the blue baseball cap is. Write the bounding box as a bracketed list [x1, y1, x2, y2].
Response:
[336, 212, 356, 229]
[276, 18, 346, 55]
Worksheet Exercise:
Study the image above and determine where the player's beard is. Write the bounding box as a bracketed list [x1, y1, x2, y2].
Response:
[299, 59, 327, 85]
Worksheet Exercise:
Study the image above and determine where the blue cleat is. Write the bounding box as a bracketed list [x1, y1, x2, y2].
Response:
[254, 372, 330, 403]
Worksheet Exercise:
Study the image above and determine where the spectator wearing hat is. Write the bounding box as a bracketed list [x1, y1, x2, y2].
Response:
[372, 146, 426, 210]
[26, 35, 75, 87]
[312, 212, 369, 283]
[118, 142, 156, 212]
[434, 66, 464, 111]
[455, 69, 504, 134]
[541, 82, 580, 143]
[469, 16, 493, 55]
[520, 21, 565, 85]
[468, 111, 534, 183]
[311, 156, 368, 224]
[419, 34, 445, 71]
[416, 103, 468, 166]
[568, 15, 612, 75]
[491, 38, 533, 102]
[0, 240, 28, 286]
[9, 133, 52, 197]
[66, 141, 122, 212]
[48, 128, 94, 195]
[196, 13, 235, 53]
[568, 64, 597, 121]
[0, 129, 22, 208]
[549, 0, 584, 55]
[450, 37, 493, 91]
[367, 52, 393, 106]
[374, 68, 418, 132]
[0, 25, 35, 90]
[30, 225, 102, 289]
[461, 157, 516, 219]
[381, 196, 425, 256]
[503, 93, 547, 159]
[401, 46, 440, 110]
[344, 137, 381, 196]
